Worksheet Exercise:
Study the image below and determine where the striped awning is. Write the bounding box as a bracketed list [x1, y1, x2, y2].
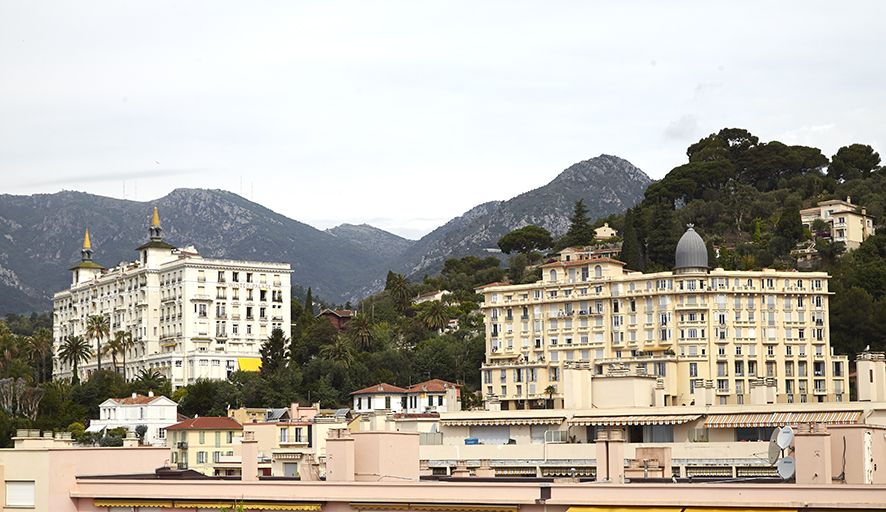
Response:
[704, 411, 861, 428]
[94, 499, 174, 508]
[440, 417, 563, 427]
[175, 501, 322, 510]
[568, 414, 701, 427]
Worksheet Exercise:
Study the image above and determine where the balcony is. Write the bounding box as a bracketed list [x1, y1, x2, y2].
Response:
[176, 462, 188, 470]
[177, 441, 188, 449]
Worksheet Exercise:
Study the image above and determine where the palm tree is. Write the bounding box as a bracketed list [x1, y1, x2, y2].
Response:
[28, 328, 53, 383]
[386, 273, 412, 312]
[418, 301, 450, 332]
[117, 331, 134, 380]
[544, 385, 556, 409]
[58, 335, 93, 385]
[318, 337, 355, 369]
[85, 315, 109, 372]
[102, 334, 124, 375]
[348, 315, 373, 351]
[0, 326, 19, 380]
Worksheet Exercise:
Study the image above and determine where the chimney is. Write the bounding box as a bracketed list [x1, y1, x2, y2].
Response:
[132, 392, 137, 399]
[241, 431, 258, 481]
[148, 390, 154, 397]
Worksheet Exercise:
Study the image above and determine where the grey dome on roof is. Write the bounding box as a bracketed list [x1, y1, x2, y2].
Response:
[674, 227, 708, 269]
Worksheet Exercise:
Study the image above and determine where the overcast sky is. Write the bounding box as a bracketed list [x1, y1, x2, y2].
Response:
[2, 2, 884, 240]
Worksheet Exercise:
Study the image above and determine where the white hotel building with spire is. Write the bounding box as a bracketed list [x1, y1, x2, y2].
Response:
[52, 207, 292, 388]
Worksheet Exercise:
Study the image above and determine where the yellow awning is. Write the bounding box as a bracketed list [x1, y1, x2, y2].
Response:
[176, 501, 322, 510]
[238, 358, 262, 372]
[94, 499, 174, 507]
[704, 411, 861, 428]
[685, 509, 797, 512]
[440, 417, 563, 427]
[568, 414, 701, 427]
[566, 507, 682, 512]
[351, 505, 517, 512]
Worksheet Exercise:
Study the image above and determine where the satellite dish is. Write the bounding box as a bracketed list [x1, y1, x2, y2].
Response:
[768, 429, 781, 465]
[776, 426, 794, 449]
[777, 456, 796, 480]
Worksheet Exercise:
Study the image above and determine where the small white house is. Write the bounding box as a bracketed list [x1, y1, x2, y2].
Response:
[352, 380, 461, 415]
[88, 392, 178, 446]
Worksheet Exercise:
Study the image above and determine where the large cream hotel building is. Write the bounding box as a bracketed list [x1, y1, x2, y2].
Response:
[52, 208, 292, 388]
[476, 228, 848, 410]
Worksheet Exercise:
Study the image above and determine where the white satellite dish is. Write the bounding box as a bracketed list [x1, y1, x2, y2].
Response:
[776, 426, 794, 450]
[777, 456, 796, 480]
[768, 428, 781, 465]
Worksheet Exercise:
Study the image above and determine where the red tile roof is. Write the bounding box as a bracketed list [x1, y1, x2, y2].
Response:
[349, 383, 409, 395]
[108, 394, 161, 405]
[165, 417, 243, 430]
[406, 379, 459, 393]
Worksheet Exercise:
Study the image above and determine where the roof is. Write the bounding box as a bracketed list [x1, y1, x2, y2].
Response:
[106, 394, 163, 406]
[317, 309, 357, 319]
[83, 229, 92, 249]
[349, 383, 409, 395]
[541, 257, 626, 268]
[135, 240, 176, 250]
[674, 227, 708, 269]
[406, 379, 459, 393]
[416, 290, 443, 299]
[474, 282, 510, 290]
[69, 261, 105, 271]
[165, 417, 243, 430]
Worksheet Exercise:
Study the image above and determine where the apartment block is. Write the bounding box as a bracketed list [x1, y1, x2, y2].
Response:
[476, 227, 849, 410]
[52, 207, 292, 388]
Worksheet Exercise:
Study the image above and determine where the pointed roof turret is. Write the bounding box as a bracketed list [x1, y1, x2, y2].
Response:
[136, 206, 176, 251]
[83, 229, 92, 251]
[70, 229, 104, 271]
[674, 225, 708, 273]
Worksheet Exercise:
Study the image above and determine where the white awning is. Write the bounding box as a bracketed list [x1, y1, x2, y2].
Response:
[85, 424, 107, 433]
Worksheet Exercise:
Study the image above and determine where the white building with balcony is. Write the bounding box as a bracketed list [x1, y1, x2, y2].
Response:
[87, 391, 178, 446]
[52, 207, 292, 388]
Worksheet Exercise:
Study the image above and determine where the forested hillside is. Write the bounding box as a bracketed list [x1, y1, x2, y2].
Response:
[610, 128, 884, 361]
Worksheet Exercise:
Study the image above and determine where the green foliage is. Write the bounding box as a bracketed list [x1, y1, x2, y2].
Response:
[560, 200, 594, 248]
[830, 144, 881, 181]
[498, 225, 553, 255]
[260, 328, 290, 377]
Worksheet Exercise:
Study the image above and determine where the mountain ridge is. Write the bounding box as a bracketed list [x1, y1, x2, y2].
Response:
[0, 154, 651, 313]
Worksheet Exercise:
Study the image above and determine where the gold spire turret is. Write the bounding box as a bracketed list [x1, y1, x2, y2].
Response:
[149, 206, 163, 241]
[81, 229, 94, 262]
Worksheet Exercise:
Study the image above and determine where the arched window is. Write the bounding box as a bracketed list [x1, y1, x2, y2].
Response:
[550, 270, 557, 282]
[594, 265, 602, 278]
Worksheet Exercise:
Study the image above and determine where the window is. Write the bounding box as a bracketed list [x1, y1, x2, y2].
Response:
[689, 363, 697, 377]
[198, 451, 206, 464]
[6, 481, 35, 507]
[227, 431, 234, 443]
[384, 396, 391, 409]
[199, 431, 205, 444]
[280, 428, 289, 442]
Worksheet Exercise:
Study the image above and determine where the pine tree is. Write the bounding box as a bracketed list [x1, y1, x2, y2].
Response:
[563, 199, 594, 248]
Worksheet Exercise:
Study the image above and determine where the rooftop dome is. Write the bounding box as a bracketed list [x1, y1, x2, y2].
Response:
[674, 226, 708, 271]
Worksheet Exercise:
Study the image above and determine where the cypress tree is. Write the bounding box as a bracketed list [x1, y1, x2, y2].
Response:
[620, 208, 641, 270]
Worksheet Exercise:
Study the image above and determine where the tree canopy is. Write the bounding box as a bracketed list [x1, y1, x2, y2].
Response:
[497, 225, 553, 255]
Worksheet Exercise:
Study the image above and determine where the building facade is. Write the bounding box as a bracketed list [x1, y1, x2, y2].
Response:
[351, 380, 461, 415]
[165, 416, 244, 474]
[52, 207, 292, 388]
[476, 227, 849, 410]
[801, 196, 875, 249]
[89, 391, 178, 446]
